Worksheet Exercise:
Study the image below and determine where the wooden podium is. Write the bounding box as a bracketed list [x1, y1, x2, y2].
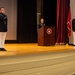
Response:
[38, 26, 55, 46]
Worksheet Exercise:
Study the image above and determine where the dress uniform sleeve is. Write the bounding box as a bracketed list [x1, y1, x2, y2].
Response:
[72, 19, 75, 31]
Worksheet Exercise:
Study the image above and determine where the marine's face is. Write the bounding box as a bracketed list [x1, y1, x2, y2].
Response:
[0, 8, 5, 14]
[41, 19, 44, 23]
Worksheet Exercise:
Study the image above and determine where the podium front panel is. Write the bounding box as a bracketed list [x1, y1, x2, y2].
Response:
[44, 27, 55, 46]
[38, 26, 55, 46]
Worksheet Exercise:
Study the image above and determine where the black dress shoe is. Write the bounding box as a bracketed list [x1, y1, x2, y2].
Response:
[0, 48, 6, 51]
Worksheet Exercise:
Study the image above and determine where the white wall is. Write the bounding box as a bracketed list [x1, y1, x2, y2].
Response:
[69, 0, 75, 44]
[0, 0, 17, 40]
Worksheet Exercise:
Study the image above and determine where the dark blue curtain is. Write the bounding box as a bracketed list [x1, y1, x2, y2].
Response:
[17, 0, 37, 43]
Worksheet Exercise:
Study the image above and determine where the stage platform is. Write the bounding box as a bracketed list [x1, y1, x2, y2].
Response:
[0, 43, 75, 57]
[0, 43, 75, 75]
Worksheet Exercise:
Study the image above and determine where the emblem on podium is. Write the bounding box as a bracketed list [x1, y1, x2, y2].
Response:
[46, 28, 52, 34]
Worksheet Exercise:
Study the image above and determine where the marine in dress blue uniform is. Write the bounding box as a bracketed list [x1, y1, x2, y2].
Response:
[0, 7, 7, 51]
[38, 18, 45, 29]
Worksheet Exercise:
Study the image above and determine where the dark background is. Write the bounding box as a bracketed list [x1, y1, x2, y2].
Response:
[17, 0, 56, 43]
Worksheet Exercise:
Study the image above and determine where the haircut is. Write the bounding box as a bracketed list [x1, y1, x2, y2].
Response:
[0, 7, 5, 10]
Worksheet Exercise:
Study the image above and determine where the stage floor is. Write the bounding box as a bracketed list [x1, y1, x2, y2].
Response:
[0, 43, 75, 56]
